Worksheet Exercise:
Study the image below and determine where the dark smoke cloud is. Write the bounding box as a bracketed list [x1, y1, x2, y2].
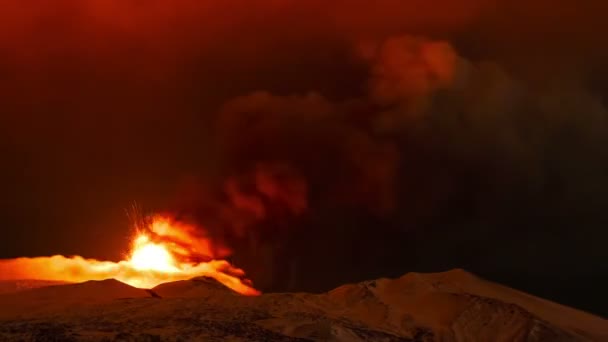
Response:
[1, 0, 607, 314]
[216, 92, 400, 213]
[151, 33, 608, 293]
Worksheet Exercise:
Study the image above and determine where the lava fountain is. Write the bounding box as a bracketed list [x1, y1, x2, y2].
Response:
[0, 215, 260, 296]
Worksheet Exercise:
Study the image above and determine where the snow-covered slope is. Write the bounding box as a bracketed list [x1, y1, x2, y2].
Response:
[314, 269, 607, 341]
[0, 270, 605, 341]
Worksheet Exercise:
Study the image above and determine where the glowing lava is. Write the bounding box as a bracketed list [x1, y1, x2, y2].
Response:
[129, 235, 178, 272]
[0, 216, 260, 296]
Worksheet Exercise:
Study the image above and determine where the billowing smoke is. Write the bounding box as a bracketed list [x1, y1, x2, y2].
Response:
[1, 0, 607, 311]
[148, 33, 608, 292]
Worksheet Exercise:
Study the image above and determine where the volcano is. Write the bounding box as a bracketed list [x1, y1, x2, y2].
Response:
[0, 269, 605, 341]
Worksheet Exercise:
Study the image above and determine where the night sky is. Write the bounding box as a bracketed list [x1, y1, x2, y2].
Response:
[1, 1, 607, 316]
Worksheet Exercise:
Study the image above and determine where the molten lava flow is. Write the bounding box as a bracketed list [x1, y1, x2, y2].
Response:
[0, 216, 260, 296]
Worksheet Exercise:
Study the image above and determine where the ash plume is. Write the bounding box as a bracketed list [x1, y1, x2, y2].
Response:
[157, 33, 608, 292]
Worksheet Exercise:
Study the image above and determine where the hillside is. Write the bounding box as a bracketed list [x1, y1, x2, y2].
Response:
[0, 270, 605, 341]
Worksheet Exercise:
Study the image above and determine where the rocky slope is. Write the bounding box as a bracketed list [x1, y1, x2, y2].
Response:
[0, 280, 70, 295]
[0, 269, 605, 341]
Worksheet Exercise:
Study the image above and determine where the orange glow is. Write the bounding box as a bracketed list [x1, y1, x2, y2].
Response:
[129, 235, 178, 273]
[0, 216, 260, 296]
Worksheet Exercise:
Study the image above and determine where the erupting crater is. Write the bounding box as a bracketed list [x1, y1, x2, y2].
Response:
[0, 215, 260, 296]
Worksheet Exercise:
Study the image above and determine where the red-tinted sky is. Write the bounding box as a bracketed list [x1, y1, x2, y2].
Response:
[1, 0, 607, 315]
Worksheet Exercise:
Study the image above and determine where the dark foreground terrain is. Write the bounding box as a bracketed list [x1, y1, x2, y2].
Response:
[0, 269, 605, 341]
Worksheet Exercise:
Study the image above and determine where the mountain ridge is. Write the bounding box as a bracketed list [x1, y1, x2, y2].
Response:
[0, 269, 605, 341]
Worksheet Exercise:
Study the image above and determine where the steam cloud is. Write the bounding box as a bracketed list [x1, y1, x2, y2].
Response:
[1, 1, 607, 297]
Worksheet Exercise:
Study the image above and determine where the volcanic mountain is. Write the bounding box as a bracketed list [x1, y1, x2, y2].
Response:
[0, 269, 605, 341]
